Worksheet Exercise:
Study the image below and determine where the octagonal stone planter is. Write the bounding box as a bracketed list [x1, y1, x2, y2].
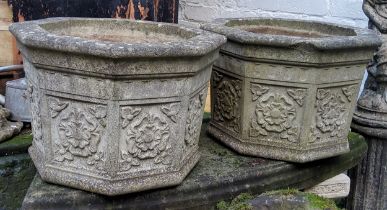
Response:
[202, 18, 381, 163]
[10, 18, 226, 195]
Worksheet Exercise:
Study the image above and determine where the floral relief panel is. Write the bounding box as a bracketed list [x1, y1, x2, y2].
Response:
[119, 103, 180, 172]
[49, 97, 108, 172]
[249, 83, 307, 144]
[27, 83, 43, 150]
[309, 85, 357, 143]
[212, 70, 242, 133]
[185, 88, 207, 147]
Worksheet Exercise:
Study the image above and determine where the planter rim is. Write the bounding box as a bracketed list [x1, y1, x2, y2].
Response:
[201, 17, 381, 51]
[10, 17, 227, 59]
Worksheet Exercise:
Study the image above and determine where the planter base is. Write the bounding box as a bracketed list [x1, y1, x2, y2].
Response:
[21, 120, 367, 210]
[207, 123, 350, 163]
[29, 146, 200, 196]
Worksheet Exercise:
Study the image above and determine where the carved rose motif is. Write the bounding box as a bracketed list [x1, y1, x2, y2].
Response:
[52, 101, 107, 169]
[56, 108, 104, 165]
[128, 114, 170, 159]
[185, 90, 206, 146]
[213, 71, 241, 133]
[316, 90, 347, 134]
[250, 84, 302, 143]
[251, 92, 299, 142]
[120, 107, 172, 171]
[311, 89, 347, 142]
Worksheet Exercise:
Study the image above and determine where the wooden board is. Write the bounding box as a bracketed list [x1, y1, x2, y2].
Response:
[7, 0, 179, 23]
[0, 0, 18, 67]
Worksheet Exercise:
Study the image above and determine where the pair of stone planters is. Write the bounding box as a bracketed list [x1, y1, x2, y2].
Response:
[10, 18, 226, 195]
[202, 18, 381, 163]
[10, 16, 380, 196]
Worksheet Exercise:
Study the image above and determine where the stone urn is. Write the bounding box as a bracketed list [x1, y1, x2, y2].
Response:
[202, 18, 381, 163]
[10, 18, 226, 195]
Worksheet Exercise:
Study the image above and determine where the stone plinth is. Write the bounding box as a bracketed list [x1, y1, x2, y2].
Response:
[305, 173, 350, 199]
[202, 18, 380, 163]
[21, 120, 367, 210]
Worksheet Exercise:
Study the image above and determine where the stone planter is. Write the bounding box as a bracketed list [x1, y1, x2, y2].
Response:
[202, 18, 381, 163]
[10, 18, 226, 195]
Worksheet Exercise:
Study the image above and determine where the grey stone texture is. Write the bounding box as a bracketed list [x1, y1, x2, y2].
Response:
[21, 120, 367, 210]
[347, 126, 387, 210]
[201, 17, 381, 162]
[10, 17, 226, 195]
[0, 105, 23, 143]
[305, 174, 351, 199]
[348, 1, 387, 210]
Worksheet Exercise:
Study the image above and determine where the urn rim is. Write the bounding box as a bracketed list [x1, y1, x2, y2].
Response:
[201, 17, 381, 51]
[10, 17, 227, 59]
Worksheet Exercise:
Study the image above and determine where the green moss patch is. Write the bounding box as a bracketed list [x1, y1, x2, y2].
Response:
[217, 190, 339, 210]
[264, 189, 339, 210]
[0, 133, 33, 156]
[217, 193, 254, 210]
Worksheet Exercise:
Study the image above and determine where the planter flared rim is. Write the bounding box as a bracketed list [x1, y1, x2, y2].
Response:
[201, 17, 381, 51]
[10, 17, 227, 59]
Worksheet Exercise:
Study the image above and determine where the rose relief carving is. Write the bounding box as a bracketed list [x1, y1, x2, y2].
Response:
[120, 106, 172, 171]
[309, 89, 347, 143]
[51, 98, 106, 170]
[250, 85, 302, 143]
[212, 71, 242, 133]
[185, 89, 206, 146]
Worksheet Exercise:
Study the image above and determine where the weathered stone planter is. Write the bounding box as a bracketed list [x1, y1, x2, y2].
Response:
[202, 18, 381, 163]
[10, 18, 226, 195]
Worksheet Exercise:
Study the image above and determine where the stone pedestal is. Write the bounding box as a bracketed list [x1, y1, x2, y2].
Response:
[21, 120, 367, 210]
[347, 122, 387, 210]
[348, 1, 387, 209]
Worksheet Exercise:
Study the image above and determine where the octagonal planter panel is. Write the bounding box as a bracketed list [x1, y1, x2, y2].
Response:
[202, 18, 381, 163]
[10, 18, 226, 195]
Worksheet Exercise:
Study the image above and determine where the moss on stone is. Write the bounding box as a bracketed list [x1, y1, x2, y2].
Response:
[264, 189, 339, 210]
[348, 132, 364, 142]
[217, 193, 254, 210]
[306, 193, 338, 210]
[219, 190, 339, 210]
[0, 133, 33, 156]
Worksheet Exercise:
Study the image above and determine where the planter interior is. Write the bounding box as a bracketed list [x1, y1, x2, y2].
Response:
[202, 18, 381, 163]
[10, 18, 226, 195]
[40, 19, 194, 43]
[225, 19, 356, 38]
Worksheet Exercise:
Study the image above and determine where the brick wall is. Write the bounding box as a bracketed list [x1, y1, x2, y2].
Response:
[179, 0, 369, 28]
